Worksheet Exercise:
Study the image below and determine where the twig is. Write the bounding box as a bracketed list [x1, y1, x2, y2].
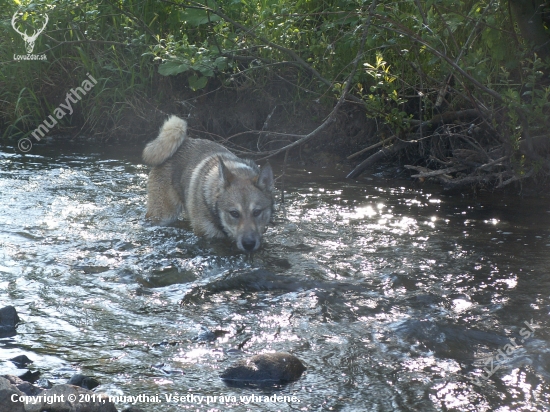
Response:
[405, 154, 511, 188]
[410, 109, 481, 131]
[405, 165, 504, 189]
[478, 156, 508, 170]
[496, 168, 534, 188]
[280, 149, 289, 212]
[405, 164, 470, 178]
[347, 139, 414, 179]
[347, 136, 396, 160]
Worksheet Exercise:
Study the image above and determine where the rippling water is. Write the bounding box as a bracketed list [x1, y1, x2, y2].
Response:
[1, 143, 549, 411]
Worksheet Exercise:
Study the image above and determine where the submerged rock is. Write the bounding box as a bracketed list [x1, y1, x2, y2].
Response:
[220, 352, 306, 384]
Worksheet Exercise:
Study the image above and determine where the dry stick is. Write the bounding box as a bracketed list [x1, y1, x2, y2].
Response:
[478, 156, 509, 170]
[404, 165, 502, 189]
[497, 168, 534, 188]
[347, 139, 415, 179]
[280, 148, 290, 215]
[405, 164, 470, 178]
[405, 155, 509, 179]
[258, 105, 278, 151]
[347, 136, 396, 160]
[418, 56, 424, 140]
[443, 173, 492, 188]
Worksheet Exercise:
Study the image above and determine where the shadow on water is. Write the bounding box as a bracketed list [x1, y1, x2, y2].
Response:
[1, 142, 550, 411]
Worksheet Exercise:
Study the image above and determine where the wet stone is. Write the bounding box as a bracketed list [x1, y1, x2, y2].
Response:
[18, 370, 40, 384]
[68, 373, 100, 390]
[0, 306, 20, 338]
[220, 352, 306, 384]
[193, 328, 229, 342]
[9, 355, 33, 368]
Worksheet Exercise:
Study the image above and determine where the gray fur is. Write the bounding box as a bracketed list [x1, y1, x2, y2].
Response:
[142, 115, 187, 166]
[143, 116, 274, 252]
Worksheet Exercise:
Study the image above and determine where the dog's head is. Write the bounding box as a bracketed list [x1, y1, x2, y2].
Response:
[216, 160, 274, 252]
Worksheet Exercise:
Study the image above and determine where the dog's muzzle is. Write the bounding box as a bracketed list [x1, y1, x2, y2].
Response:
[240, 235, 260, 252]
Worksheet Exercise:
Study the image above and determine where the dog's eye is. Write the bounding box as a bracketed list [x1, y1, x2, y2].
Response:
[229, 210, 240, 219]
[252, 209, 262, 217]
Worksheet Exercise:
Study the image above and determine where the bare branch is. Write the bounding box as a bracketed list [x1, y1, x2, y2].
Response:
[347, 139, 415, 179]
[405, 164, 470, 178]
[347, 136, 396, 160]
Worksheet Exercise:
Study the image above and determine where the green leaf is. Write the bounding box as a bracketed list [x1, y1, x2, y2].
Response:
[214, 56, 228, 70]
[180, 8, 221, 27]
[158, 60, 191, 76]
[195, 65, 214, 77]
[188, 74, 208, 90]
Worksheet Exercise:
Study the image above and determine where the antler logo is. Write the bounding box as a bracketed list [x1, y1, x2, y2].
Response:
[11, 11, 49, 54]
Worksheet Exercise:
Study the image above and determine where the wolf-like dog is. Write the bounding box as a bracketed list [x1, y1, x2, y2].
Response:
[143, 115, 274, 252]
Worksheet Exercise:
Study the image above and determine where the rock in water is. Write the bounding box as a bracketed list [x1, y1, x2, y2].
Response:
[0, 306, 20, 327]
[0, 306, 20, 338]
[9, 355, 33, 368]
[68, 373, 100, 390]
[220, 352, 305, 383]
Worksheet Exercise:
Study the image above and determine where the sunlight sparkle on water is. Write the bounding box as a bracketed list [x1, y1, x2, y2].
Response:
[153, 378, 173, 385]
[451, 298, 473, 313]
[340, 205, 377, 221]
[175, 347, 221, 364]
[432, 382, 476, 409]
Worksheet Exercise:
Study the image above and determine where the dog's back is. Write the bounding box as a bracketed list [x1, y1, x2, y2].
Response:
[143, 116, 274, 252]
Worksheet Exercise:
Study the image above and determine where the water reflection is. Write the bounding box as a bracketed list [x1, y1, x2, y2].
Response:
[0, 144, 549, 411]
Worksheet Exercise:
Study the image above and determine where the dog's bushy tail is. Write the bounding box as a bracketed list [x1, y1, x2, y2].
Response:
[143, 115, 187, 166]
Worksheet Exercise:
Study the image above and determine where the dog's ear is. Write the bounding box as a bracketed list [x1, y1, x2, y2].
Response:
[218, 157, 234, 187]
[257, 163, 274, 192]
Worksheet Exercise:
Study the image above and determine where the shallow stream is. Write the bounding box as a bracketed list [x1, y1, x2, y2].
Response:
[1, 142, 549, 411]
